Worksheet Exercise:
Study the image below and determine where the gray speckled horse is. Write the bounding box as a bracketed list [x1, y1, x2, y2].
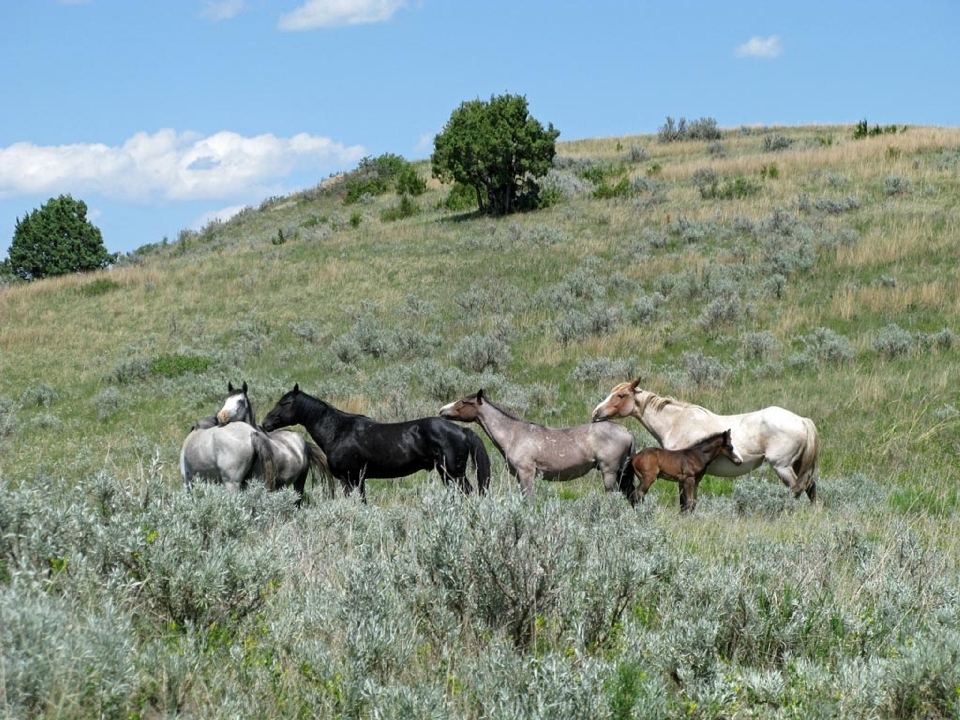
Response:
[179, 390, 277, 492]
[440, 389, 636, 501]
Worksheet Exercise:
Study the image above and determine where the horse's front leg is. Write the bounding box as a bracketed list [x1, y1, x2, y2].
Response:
[679, 476, 697, 513]
[513, 465, 536, 499]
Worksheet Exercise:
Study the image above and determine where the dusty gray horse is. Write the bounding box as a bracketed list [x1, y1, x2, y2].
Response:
[179, 393, 277, 492]
[216, 382, 334, 501]
[440, 389, 636, 501]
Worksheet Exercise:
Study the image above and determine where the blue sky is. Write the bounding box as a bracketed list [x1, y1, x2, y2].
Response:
[1, 1, 956, 256]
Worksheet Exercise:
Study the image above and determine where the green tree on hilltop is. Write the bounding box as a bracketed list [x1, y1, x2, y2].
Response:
[432, 93, 559, 216]
[4, 194, 116, 281]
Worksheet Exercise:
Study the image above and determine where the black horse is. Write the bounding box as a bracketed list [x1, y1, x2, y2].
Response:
[261, 384, 491, 502]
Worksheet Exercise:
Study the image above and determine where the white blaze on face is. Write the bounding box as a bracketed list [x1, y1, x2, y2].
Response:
[217, 394, 244, 424]
[592, 392, 614, 420]
[438, 400, 456, 416]
[730, 443, 744, 465]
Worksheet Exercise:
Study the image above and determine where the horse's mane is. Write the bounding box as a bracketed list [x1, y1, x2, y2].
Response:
[298, 390, 374, 422]
[482, 395, 548, 428]
[639, 390, 709, 415]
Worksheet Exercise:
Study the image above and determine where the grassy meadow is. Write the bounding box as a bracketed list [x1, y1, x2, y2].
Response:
[2, 123, 960, 718]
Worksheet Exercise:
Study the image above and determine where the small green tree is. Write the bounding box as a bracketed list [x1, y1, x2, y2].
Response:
[432, 93, 559, 215]
[5, 195, 116, 280]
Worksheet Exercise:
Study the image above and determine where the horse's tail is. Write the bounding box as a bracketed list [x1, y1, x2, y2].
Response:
[305, 441, 336, 499]
[465, 429, 492, 494]
[617, 436, 638, 505]
[796, 418, 820, 503]
[251, 430, 278, 491]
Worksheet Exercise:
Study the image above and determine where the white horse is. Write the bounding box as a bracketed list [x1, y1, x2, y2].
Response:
[217, 382, 334, 501]
[592, 378, 819, 502]
[179, 419, 277, 493]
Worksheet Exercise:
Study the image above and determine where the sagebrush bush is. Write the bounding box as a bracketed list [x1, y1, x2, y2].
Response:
[802, 326, 856, 364]
[452, 332, 511, 372]
[872, 323, 917, 359]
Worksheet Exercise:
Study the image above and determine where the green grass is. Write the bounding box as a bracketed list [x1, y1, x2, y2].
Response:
[2, 123, 960, 717]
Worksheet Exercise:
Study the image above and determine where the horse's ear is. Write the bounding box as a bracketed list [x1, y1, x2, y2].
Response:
[476, 389, 485, 403]
[293, 383, 300, 394]
[228, 381, 235, 392]
[242, 381, 248, 394]
[630, 378, 642, 391]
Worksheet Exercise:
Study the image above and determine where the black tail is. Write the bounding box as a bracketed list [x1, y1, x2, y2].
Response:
[466, 429, 492, 494]
[617, 438, 638, 505]
[305, 441, 336, 499]
[250, 430, 278, 491]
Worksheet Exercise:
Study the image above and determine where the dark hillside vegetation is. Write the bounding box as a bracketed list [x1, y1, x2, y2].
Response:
[2, 124, 960, 718]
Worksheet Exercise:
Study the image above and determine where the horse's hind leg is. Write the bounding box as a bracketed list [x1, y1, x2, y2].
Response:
[805, 480, 817, 503]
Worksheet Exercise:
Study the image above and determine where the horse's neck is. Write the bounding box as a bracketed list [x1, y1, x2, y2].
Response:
[691, 440, 722, 466]
[476, 402, 521, 450]
[238, 397, 257, 426]
[295, 396, 343, 445]
[634, 392, 691, 445]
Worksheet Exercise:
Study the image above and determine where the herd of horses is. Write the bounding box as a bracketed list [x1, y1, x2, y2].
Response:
[180, 378, 819, 513]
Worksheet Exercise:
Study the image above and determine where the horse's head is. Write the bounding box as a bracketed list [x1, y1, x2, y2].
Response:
[217, 381, 252, 426]
[592, 378, 641, 422]
[438, 389, 484, 423]
[719, 429, 744, 465]
[261, 384, 301, 432]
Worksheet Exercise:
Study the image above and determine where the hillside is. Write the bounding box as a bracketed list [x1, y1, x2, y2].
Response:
[3, 123, 958, 500]
[3, 123, 960, 718]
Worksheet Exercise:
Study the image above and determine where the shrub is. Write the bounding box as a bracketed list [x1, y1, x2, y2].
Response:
[1, 590, 138, 718]
[380, 195, 420, 222]
[740, 331, 781, 360]
[395, 164, 427, 196]
[107, 357, 151, 385]
[79, 277, 121, 296]
[692, 168, 719, 199]
[630, 292, 667, 324]
[763, 134, 793, 152]
[94, 387, 123, 421]
[854, 119, 902, 139]
[452, 332, 511, 372]
[0, 396, 19, 439]
[679, 351, 733, 388]
[814, 196, 861, 214]
[658, 116, 721, 143]
[802, 327, 856, 364]
[443, 182, 479, 211]
[697, 292, 744, 330]
[883, 175, 912, 196]
[568, 357, 636, 386]
[149, 353, 213, 378]
[872, 324, 919, 359]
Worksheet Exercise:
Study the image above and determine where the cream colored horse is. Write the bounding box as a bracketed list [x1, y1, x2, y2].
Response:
[592, 379, 818, 502]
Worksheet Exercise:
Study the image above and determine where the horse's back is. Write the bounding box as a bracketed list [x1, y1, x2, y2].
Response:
[180, 423, 261, 483]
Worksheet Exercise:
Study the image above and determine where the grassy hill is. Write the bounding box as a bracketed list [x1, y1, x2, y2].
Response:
[2, 123, 960, 717]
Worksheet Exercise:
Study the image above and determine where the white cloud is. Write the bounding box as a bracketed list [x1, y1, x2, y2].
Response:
[278, 0, 407, 30]
[0, 129, 366, 203]
[200, 0, 248, 21]
[734, 35, 783, 59]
